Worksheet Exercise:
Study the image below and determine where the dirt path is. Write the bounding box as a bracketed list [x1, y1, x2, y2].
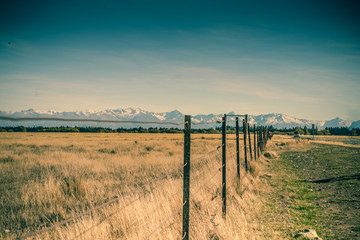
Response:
[310, 140, 360, 148]
[275, 142, 360, 239]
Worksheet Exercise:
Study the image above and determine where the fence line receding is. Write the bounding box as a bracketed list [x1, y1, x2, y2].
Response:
[2, 114, 272, 239]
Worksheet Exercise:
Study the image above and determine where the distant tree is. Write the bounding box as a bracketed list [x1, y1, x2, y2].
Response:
[294, 127, 304, 135]
[148, 128, 160, 133]
[350, 129, 358, 136]
[303, 126, 309, 135]
[318, 129, 330, 135]
[15, 126, 27, 132]
[268, 125, 275, 132]
[138, 127, 148, 133]
[326, 127, 350, 135]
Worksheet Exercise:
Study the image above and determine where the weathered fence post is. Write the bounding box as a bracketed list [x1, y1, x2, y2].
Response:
[247, 123, 253, 161]
[256, 127, 260, 158]
[259, 127, 263, 153]
[222, 115, 227, 218]
[265, 127, 268, 147]
[263, 127, 266, 149]
[264, 127, 267, 147]
[182, 115, 191, 240]
[254, 124, 257, 161]
[236, 117, 240, 179]
[243, 119, 248, 172]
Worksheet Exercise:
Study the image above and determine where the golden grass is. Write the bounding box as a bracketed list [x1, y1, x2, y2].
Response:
[1, 132, 284, 239]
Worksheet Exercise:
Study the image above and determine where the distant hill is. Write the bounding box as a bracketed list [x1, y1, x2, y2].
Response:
[322, 117, 352, 128]
[0, 108, 357, 129]
[350, 120, 360, 129]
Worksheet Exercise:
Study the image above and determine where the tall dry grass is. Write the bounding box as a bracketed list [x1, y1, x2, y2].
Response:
[0, 132, 283, 239]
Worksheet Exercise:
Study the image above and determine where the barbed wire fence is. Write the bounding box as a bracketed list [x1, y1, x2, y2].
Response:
[0, 114, 271, 239]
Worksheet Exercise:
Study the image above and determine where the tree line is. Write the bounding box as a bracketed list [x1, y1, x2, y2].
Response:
[0, 126, 359, 136]
[272, 126, 360, 136]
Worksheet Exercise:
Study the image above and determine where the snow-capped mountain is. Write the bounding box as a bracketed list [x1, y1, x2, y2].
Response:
[248, 113, 321, 129]
[0, 108, 357, 129]
[322, 117, 352, 128]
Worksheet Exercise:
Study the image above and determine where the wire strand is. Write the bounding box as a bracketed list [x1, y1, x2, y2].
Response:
[73, 177, 182, 239]
[142, 201, 186, 240]
[20, 167, 183, 239]
[191, 167, 222, 198]
[192, 120, 222, 125]
[115, 183, 184, 240]
[191, 184, 223, 227]
[207, 203, 223, 240]
[191, 146, 221, 166]
[18, 195, 120, 239]
[0, 116, 184, 126]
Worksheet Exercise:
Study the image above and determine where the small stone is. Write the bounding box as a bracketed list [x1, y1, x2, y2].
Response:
[260, 173, 273, 178]
[295, 229, 323, 240]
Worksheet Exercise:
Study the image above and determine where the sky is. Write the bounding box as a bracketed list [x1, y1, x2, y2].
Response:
[0, 0, 359, 121]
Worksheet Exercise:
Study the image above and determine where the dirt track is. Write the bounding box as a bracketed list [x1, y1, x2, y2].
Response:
[288, 143, 360, 239]
[310, 140, 360, 148]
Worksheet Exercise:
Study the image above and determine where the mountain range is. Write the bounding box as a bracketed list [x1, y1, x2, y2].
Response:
[0, 108, 358, 129]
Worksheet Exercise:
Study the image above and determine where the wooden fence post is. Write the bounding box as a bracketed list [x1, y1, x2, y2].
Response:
[236, 117, 240, 179]
[259, 127, 263, 153]
[262, 127, 265, 149]
[254, 124, 257, 161]
[263, 127, 266, 149]
[182, 115, 191, 240]
[256, 127, 259, 157]
[222, 115, 227, 218]
[243, 119, 248, 172]
[265, 127, 268, 147]
[247, 123, 253, 161]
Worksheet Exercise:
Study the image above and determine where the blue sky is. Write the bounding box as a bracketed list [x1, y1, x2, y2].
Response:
[0, 0, 359, 120]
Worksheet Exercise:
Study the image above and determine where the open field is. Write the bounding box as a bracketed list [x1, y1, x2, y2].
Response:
[1, 133, 359, 239]
[0, 132, 279, 239]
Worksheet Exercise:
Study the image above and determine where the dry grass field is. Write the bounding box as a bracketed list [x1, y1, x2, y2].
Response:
[0, 132, 281, 240]
[2, 133, 358, 239]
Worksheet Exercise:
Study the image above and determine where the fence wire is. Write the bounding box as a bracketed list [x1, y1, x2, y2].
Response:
[3, 113, 271, 239]
[18, 166, 184, 239]
[191, 166, 222, 198]
[0, 116, 184, 126]
[143, 200, 187, 240]
[192, 120, 222, 125]
[18, 195, 120, 239]
[191, 145, 221, 167]
[75, 178, 184, 240]
[0, 116, 227, 126]
[191, 183, 223, 227]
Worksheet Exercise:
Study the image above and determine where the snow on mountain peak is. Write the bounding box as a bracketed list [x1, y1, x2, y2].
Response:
[0, 108, 357, 129]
